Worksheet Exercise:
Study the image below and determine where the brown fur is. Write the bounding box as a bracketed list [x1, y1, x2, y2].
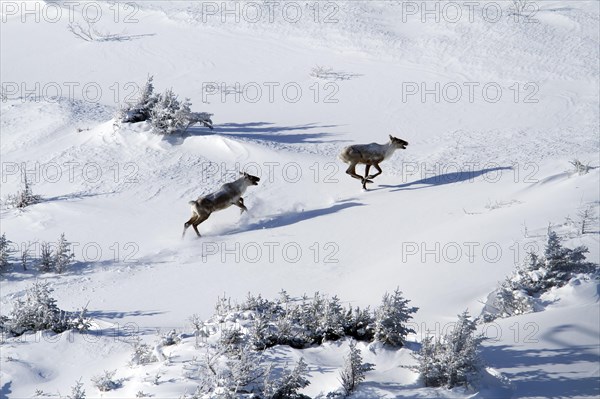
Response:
[183, 172, 260, 238]
[339, 135, 408, 189]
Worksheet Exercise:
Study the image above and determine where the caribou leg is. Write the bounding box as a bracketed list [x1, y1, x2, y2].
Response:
[234, 197, 248, 214]
[191, 213, 210, 238]
[347, 163, 373, 186]
[367, 163, 383, 180]
[183, 213, 210, 239]
[183, 215, 198, 239]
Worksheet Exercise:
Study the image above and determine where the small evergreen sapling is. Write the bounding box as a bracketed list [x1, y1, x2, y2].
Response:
[7, 281, 90, 336]
[91, 370, 122, 391]
[54, 233, 75, 274]
[67, 379, 86, 399]
[117, 76, 213, 134]
[0, 233, 11, 273]
[5, 173, 42, 209]
[129, 336, 158, 366]
[21, 242, 31, 271]
[485, 229, 598, 320]
[39, 242, 55, 273]
[339, 340, 374, 396]
[264, 358, 311, 399]
[343, 306, 375, 341]
[577, 204, 598, 235]
[542, 230, 596, 288]
[414, 310, 483, 389]
[374, 288, 418, 347]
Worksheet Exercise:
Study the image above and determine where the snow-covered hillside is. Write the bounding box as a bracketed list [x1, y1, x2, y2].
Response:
[1, 1, 598, 398]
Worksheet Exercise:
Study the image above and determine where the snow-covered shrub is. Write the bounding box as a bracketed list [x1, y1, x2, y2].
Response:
[343, 306, 375, 342]
[4, 173, 42, 209]
[224, 343, 266, 391]
[577, 204, 598, 235]
[542, 230, 597, 288]
[251, 312, 278, 350]
[129, 336, 158, 366]
[569, 159, 593, 175]
[148, 89, 195, 135]
[5, 281, 90, 336]
[39, 242, 54, 273]
[263, 358, 311, 399]
[414, 310, 483, 389]
[68, 20, 122, 42]
[67, 379, 86, 399]
[117, 75, 158, 123]
[318, 295, 346, 342]
[219, 326, 244, 353]
[491, 279, 535, 319]
[0, 233, 12, 273]
[373, 288, 418, 347]
[160, 329, 181, 346]
[116, 76, 213, 134]
[54, 233, 75, 274]
[485, 230, 598, 320]
[510, 0, 531, 16]
[91, 370, 122, 392]
[36, 234, 75, 274]
[338, 340, 374, 396]
[21, 242, 31, 271]
[245, 292, 355, 349]
[225, 290, 417, 350]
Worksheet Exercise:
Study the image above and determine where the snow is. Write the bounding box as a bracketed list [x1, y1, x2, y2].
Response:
[1, 0, 599, 398]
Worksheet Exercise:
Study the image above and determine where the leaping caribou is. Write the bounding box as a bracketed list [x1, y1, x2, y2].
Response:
[339, 135, 409, 189]
[183, 172, 260, 238]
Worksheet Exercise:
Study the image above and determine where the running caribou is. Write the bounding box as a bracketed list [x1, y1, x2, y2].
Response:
[339, 135, 409, 189]
[182, 172, 260, 238]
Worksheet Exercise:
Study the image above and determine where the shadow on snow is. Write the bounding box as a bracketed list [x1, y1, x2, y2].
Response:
[377, 166, 513, 192]
[186, 121, 344, 144]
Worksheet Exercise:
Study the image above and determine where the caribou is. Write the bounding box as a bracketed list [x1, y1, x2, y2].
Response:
[339, 135, 409, 189]
[182, 172, 260, 238]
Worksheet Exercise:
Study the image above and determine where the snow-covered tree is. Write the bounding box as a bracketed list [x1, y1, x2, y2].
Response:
[413, 335, 445, 387]
[39, 242, 55, 273]
[0, 233, 11, 273]
[374, 288, 418, 347]
[224, 344, 266, 392]
[149, 89, 194, 135]
[67, 379, 86, 399]
[219, 326, 244, 353]
[542, 230, 596, 288]
[492, 279, 534, 318]
[339, 340, 374, 396]
[5, 173, 42, 209]
[117, 76, 213, 134]
[414, 310, 483, 389]
[21, 242, 31, 271]
[264, 358, 311, 399]
[577, 204, 598, 235]
[251, 312, 277, 350]
[444, 310, 483, 388]
[118, 75, 158, 123]
[7, 281, 90, 336]
[129, 336, 158, 366]
[318, 295, 346, 342]
[54, 233, 75, 274]
[160, 329, 181, 346]
[485, 229, 598, 321]
[343, 306, 375, 341]
[91, 370, 122, 392]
